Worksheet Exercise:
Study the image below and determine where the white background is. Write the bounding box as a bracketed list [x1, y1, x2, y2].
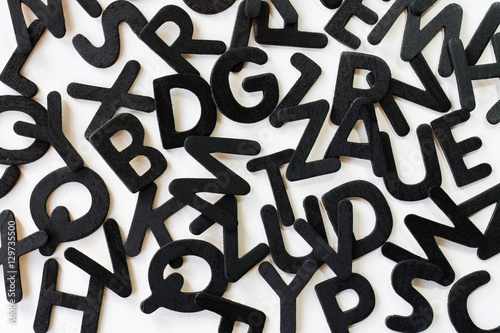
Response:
[0, 0, 499, 332]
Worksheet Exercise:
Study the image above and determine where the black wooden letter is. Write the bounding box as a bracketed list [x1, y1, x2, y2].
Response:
[154, 73, 216, 149]
[89, 113, 168, 193]
[33, 259, 104, 333]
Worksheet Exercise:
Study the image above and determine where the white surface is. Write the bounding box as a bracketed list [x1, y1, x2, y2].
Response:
[0, 0, 499, 332]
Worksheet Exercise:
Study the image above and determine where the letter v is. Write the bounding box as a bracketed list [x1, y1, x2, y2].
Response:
[294, 199, 353, 280]
[64, 219, 131, 297]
